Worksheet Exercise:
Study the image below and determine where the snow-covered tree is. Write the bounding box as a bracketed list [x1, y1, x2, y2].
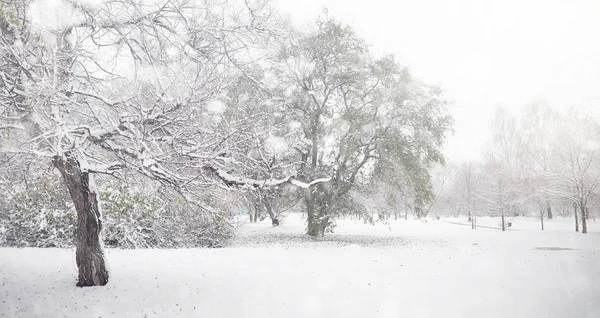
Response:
[266, 16, 452, 236]
[1, 0, 281, 286]
[518, 100, 560, 222]
[479, 107, 528, 231]
[450, 162, 480, 227]
[547, 105, 600, 234]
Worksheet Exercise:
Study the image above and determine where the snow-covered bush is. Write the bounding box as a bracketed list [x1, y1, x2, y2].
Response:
[0, 175, 75, 247]
[0, 177, 234, 248]
[100, 181, 235, 248]
[99, 181, 161, 248]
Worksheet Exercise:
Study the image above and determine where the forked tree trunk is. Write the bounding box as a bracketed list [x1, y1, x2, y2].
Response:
[54, 152, 109, 287]
[259, 191, 279, 226]
[253, 204, 259, 222]
[248, 207, 254, 222]
[264, 199, 279, 226]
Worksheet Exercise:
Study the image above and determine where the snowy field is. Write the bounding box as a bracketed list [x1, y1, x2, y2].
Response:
[1, 214, 599, 318]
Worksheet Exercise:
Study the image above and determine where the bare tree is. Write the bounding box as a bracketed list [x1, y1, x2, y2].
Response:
[519, 100, 560, 221]
[420, 164, 453, 218]
[478, 107, 528, 231]
[547, 107, 600, 234]
[452, 162, 479, 226]
[478, 157, 524, 231]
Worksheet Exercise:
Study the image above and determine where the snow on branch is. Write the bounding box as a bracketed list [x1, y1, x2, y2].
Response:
[290, 178, 333, 189]
[0, 124, 25, 130]
[204, 166, 330, 189]
[81, 162, 126, 175]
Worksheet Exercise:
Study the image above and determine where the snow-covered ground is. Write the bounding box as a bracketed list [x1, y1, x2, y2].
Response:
[1, 215, 599, 318]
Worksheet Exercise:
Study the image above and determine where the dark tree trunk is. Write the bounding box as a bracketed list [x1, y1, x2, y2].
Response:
[306, 214, 324, 236]
[307, 186, 331, 237]
[581, 205, 588, 234]
[305, 190, 319, 236]
[574, 203, 579, 232]
[257, 190, 280, 226]
[501, 210, 505, 232]
[251, 203, 260, 223]
[305, 113, 322, 236]
[54, 152, 109, 287]
[306, 186, 330, 236]
[263, 196, 279, 226]
[547, 204, 553, 219]
[306, 206, 321, 236]
[540, 207, 544, 231]
[306, 206, 327, 236]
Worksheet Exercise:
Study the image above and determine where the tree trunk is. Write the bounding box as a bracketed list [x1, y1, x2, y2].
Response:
[404, 204, 408, 220]
[263, 195, 279, 226]
[305, 190, 320, 236]
[471, 213, 474, 229]
[546, 204, 553, 219]
[54, 152, 109, 287]
[540, 207, 544, 231]
[306, 185, 331, 236]
[581, 205, 588, 234]
[574, 203, 579, 232]
[305, 192, 327, 236]
[306, 212, 325, 236]
[304, 113, 326, 236]
[252, 202, 261, 223]
[501, 210, 505, 232]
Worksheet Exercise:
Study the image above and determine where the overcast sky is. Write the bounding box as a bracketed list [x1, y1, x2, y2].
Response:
[277, 0, 600, 163]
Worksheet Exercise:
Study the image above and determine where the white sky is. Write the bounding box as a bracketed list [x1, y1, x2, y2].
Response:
[276, 0, 600, 163]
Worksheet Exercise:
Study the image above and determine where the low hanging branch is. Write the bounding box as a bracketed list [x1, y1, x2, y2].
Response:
[204, 166, 331, 189]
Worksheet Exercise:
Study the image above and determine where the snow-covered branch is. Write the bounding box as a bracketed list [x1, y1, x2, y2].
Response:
[204, 166, 330, 189]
